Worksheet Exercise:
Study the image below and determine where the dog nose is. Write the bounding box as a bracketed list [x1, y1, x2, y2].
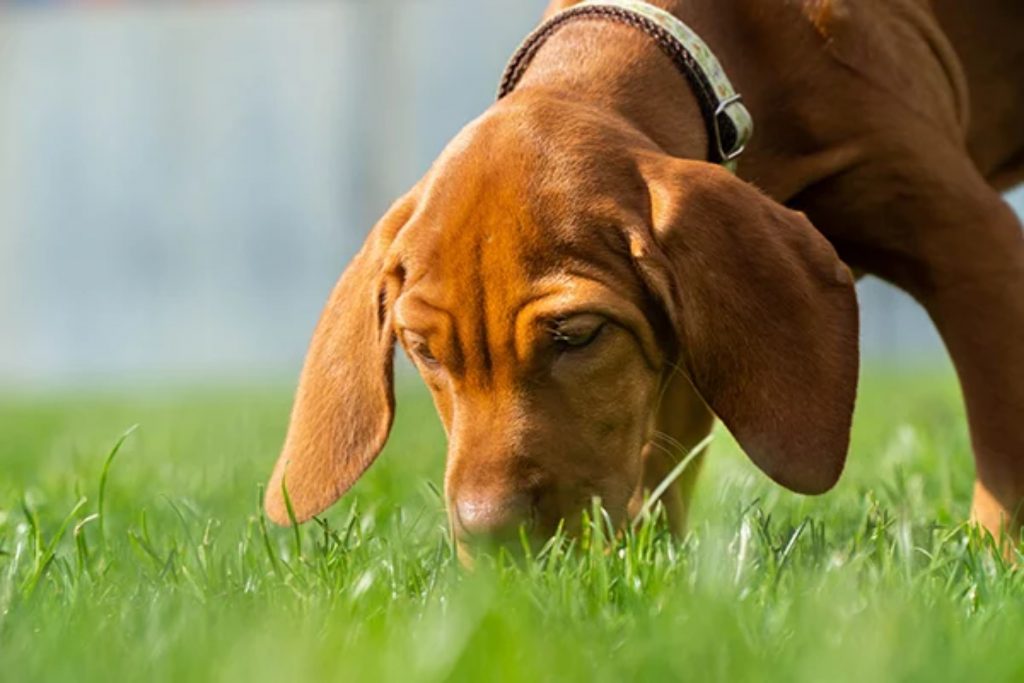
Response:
[453, 493, 534, 543]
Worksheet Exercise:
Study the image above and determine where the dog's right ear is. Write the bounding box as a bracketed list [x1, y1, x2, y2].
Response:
[265, 191, 419, 525]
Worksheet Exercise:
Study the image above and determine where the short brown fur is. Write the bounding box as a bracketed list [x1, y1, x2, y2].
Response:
[266, 0, 1024, 555]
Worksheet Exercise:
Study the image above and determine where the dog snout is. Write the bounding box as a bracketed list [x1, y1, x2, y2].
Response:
[453, 492, 535, 544]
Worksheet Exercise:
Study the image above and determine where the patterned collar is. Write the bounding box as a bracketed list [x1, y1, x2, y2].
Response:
[498, 0, 754, 171]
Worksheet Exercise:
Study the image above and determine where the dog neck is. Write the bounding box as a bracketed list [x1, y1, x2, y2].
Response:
[515, 2, 725, 162]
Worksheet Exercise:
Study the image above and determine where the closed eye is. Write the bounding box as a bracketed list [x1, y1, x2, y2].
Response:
[403, 331, 441, 368]
[413, 343, 440, 367]
[550, 316, 607, 351]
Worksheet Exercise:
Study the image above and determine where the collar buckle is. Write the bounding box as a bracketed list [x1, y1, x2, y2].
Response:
[713, 94, 749, 163]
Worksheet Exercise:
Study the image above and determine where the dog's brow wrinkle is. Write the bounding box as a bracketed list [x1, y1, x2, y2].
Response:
[471, 238, 494, 376]
[559, 267, 633, 296]
[403, 294, 451, 315]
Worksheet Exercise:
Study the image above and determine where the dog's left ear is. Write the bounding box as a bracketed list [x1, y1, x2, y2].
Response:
[632, 156, 859, 494]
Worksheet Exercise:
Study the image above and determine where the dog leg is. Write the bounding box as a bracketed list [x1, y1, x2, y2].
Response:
[920, 196, 1024, 544]
[793, 144, 1024, 544]
[858, 159, 1024, 543]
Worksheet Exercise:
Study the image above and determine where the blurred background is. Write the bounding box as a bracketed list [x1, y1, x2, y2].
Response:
[0, 0, 1021, 388]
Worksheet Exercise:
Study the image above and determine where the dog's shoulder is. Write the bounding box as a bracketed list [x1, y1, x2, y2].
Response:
[797, 0, 968, 137]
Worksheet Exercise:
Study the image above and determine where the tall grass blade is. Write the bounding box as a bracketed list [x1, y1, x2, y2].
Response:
[636, 434, 714, 524]
[98, 424, 139, 546]
[280, 474, 302, 562]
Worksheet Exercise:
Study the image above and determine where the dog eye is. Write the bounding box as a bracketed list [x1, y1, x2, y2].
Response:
[411, 342, 440, 367]
[403, 332, 441, 368]
[551, 320, 606, 350]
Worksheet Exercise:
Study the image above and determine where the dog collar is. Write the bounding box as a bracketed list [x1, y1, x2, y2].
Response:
[498, 0, 754, 170]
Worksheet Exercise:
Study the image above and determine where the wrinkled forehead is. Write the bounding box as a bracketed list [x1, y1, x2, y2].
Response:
[390, 100, 653, 308]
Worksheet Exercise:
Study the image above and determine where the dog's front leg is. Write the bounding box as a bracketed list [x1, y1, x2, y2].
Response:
[921, 196, 1024, 546]
[817, 147, 1024, 546]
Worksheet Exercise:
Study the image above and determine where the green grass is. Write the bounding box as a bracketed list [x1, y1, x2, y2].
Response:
[2, 366, 1023, 682]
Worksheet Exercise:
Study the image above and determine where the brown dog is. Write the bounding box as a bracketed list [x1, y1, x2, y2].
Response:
[265, 0, 1024, 555]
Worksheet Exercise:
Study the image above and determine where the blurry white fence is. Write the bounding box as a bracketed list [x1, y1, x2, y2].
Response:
[0, 1, 1018, 385]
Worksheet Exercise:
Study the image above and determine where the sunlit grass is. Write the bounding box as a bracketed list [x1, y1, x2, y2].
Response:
[1, 366, 1022, 682]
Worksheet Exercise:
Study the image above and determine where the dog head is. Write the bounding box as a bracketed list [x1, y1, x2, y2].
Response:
[264, 92, 859, 553]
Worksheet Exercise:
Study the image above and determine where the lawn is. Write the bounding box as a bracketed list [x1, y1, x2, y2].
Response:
[1, 365, 1022, 682]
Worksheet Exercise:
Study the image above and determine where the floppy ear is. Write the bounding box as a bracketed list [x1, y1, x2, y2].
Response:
[265, 193, 418, 525]
[633, 157, 859, 494]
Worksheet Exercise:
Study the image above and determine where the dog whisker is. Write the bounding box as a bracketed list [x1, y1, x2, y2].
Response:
[651, 430, 687, 454]
[646, 438, 680, 460]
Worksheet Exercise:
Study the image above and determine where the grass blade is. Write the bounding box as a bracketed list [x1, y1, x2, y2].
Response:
[98, 424, 139, 546]
[635, 434, 714, 524]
